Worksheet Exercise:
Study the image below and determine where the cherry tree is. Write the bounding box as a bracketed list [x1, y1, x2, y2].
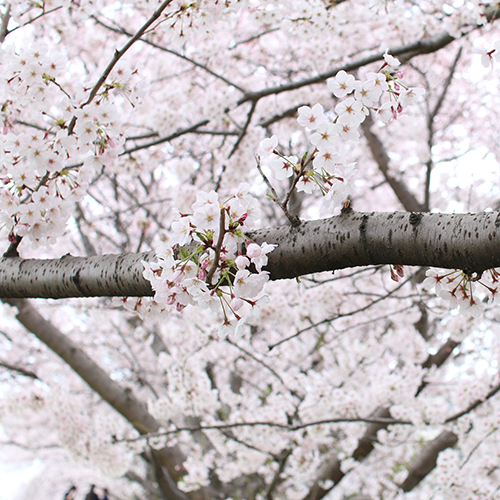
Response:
[1, 1, 500, 499]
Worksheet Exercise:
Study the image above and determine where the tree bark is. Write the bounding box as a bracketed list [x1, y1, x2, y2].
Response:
[400, 430, 458, 492]
[1, 211, 500, 298]
[5, 298, 189, 499]
[6, 298, 161, 434]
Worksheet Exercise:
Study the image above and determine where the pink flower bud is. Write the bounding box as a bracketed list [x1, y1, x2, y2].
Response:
[231, 297, 244, 311]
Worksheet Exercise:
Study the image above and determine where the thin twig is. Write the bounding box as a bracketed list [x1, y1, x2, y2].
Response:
[256, 157, 301, 227]
[228, 101, 257, 158]
[445, 380, 500, 423]
[92, 14, 246, 93]
[268, 274, 414, 350]
[5, 5, 61, 36]
[226, 338, 285, 385]
[68, 0, 174, 134]
[122, 119, 209, 155]
[282, 149, 315, 211]
[0, 360, 39, 379]
[460, 427, 497, 469]
[205, 207, 226, 286]
[119, 415, 412, 443]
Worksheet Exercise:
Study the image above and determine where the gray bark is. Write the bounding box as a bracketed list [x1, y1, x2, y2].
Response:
[0, 252, 154, 298]
[6, 298, 161, 434]
[1, 211, 499, 299]
[5, 298, 190, 500]
[400, 430, 458, 492]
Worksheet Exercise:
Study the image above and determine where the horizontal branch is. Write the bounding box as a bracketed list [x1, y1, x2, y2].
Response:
[1, 210, 500, 298]
[0, 252, 155, 298]
[121, 415, 411, 443]
[252, 210, 500, 279]
[238, 5, 499, 106]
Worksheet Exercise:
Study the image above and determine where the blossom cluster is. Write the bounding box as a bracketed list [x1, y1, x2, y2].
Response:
[143, 184, 275, 337]
[257, 52, 425, 213]
[0, 46, 127, 248]
[422, 267, 500, 317]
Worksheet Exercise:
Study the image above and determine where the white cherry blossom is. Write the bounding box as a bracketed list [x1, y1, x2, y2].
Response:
[327, 70, 356, 98]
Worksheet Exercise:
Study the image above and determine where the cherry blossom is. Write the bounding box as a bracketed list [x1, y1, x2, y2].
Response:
[327, 70, 356, 98]
[2, 3, 500, 500]
[297, 103, 327, 130]
[257, 135, 279, 159]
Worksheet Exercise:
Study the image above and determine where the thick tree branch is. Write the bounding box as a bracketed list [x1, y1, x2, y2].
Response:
[252, 210, 500, 279]
[5, 298, 161, 434]
[0, 252, 155, 298]
[1, 211, 500, 298]
[4, 298, 189, 499]
[400, 430, 458, 492]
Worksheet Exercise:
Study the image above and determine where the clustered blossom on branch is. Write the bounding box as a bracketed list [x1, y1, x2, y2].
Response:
[422, 267, 500, 317]
[143, 184, 275, 337]
[257, 53, 426, 213]
[0, 45, 130, 248]
[142, 57, 430, 336]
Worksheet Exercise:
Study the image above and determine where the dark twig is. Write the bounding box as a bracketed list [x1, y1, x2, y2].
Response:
[228, 101, 257, 158]
[121, 415, 412, 443]
[205, 207, 226, 286]
[92, 14, 246, 93]
[68, 0, 174, 135]
[256, 157, 301, 227]
[5, 5, 61, 37]
[445, 380, 500, 423]
[0, 360, 39, 379]
[269, 274, 414, 350]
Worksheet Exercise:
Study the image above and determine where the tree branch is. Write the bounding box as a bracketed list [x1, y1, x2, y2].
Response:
[301, 406, 392, 500]
[0, 4, 10, 43]
[400, 430, 458, 492]
[82, 0, 174, 108]
[91, 14, 247, 93]
[121, 119, 209, 155]
[4, 298, 188, 495]
[237, 11, 499, 107]
[445, 380, 500, 423]
[423, 46, 463, 211]
[5, 298, 160, 434]
[2, 211, 500, 298]
[0, 359, 39, 379]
